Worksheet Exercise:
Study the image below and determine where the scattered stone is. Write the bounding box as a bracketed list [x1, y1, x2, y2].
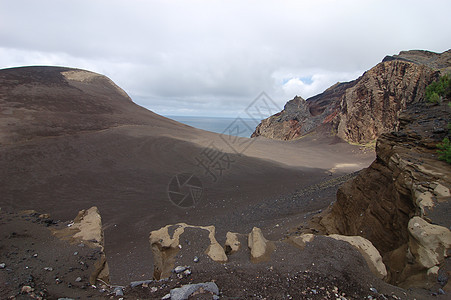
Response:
[432, 127, 446, 134]
[75, 277, 82, 282]
[369, 287, 378, 293]
[170, 282, 219, 300]
[44, 267, 53, 271]
[150, 286, 158, 293]
[130, 280, 153, 288]
[0, 263, 5, 269]
[438, 288, 445, 295]
[183, 269, 192, 276]
[39, 213, 50, 219]
[113, 286, 124, 296]
[173, 265, 188, 274]
[193, 256, 199, 263]
[21, 285, 33, 293]
[73, 251, 78, 256]
[33, 253, 38, 257]
[162, 294, 171, 300]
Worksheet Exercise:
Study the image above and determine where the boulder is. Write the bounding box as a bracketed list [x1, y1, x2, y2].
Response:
[170, 282, 219, 300]
[407, 217, 451, 269]
[328, 234, 387, 279]
[224, 232, 241, 255]
[248, 227, 275, 262]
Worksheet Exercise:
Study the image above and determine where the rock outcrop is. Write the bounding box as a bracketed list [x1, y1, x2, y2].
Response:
[288, 233, 387, 280]
[52, 206, 109, 285]
[383, 49, 451, 73]
[149, 223, 228, 279]
[252, 50, 450, 144]
[319, 100, 451, 288]
[149, 224, 390, 287]
[248, 227, 275, 262]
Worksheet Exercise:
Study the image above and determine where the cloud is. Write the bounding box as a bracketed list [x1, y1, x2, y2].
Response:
[0, 0, 450, 117]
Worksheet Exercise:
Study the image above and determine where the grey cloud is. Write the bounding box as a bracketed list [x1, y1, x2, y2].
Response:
[1, 0, 450, 117]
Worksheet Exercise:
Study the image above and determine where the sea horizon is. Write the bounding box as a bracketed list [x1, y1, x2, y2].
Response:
[165, 115, 259, 138]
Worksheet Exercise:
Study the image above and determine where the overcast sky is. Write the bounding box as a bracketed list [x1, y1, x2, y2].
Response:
[1, 0, 450, 117]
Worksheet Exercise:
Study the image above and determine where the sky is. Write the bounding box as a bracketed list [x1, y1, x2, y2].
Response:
[1, 0, 450, 117]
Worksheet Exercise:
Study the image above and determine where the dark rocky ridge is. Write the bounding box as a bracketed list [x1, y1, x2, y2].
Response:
[0, 66, 187, 145]
[252, 50, 450, 144]
[318, 99, 451, 290]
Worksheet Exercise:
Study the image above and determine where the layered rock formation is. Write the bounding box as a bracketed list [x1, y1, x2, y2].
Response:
[252, 50, 451, 144]
[319, 100, 451, 289]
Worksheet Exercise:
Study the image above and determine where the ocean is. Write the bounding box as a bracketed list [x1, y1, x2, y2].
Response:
[166, 116, 258, 138]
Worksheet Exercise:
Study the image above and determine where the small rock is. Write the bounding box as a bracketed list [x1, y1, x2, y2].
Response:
[78, 243, 85, 247]
[130, 280, 153, 288]
[173, 266, 188, 274]
[0, 263, 5, 269]
[170, 282, 219, 300]
[438, 288, 445, 295]
[33, 253, 38, 258]
[193, 256, 199, 263]
[73, 252, 78, 256]
[44, 267, 53, 271]
[21, 285, 33, 293]
[113, 287, 124, 296]
[150, 287, 158, 292]
[39, 213, 50, 219]
[75, 277, 82, 282]
[369, 287, 378, 293]
[312, 289, 317, 294]
[162, 294, 171, 300]
[433, 128, 446, 134]
[183, 269, 192, 276]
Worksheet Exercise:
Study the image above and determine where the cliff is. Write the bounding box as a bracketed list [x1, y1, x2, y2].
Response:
[319, 100, 451, 289]
[252, 50, 450, 144]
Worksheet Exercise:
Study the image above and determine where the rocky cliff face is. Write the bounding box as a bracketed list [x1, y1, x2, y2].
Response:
[252, 50, 450, 144]
[319, 100, 451, 289]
